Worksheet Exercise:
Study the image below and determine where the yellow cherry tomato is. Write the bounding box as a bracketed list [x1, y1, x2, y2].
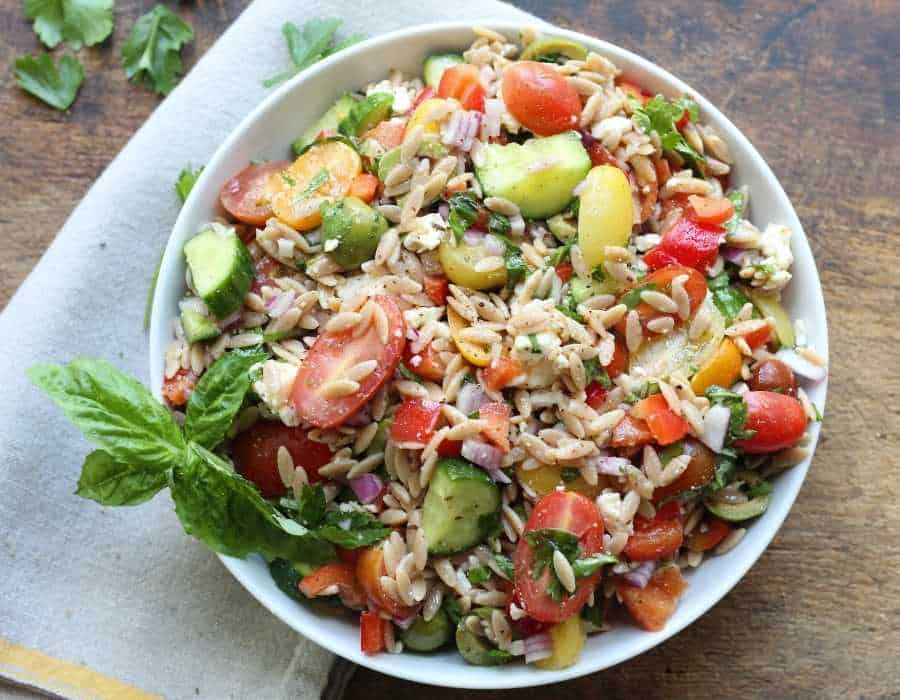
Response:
[577, 164, 634, 269]
[515, 463, 607, 499]
[406, 98, 450, 135]
[690, 337, 743, 395]
[534, 615, 586, 670]
[447, 306, 491, 367]
[265, 140, 362, 230]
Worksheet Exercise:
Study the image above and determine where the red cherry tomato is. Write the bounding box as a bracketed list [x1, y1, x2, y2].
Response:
[479, 401, 511, 453]
[357, 546, 417, 617]
[742, 323, 772, 350]
[219, 160, 292, 226]
[614, 265, 708, 336]
[609, 414, 654, 449]
[748, 359, 797, 396]
[686, 195, 734, 226]
[501, 61, 582, 136]
[623, 503, 684, 561]
[436, 439, 463, 457]
[617, 566, 687, 632]
[403, 343, 446, 383]
[686, 516, 732, 552]
[555, 262, 574, 283]
[363, 120, 406, 150]
[423, 275, 449, 306]
[291, 295, 405, 429]
[652, 438, 716, 502]
[607, 335, 628, 378]
[300, 562, 366, 608]
[162, 368, 197, 407]
[734, 390, 807, 454]
[616, 79, 651, 105]
[483, 355, 523, 392]
[360, 610, 386, 654]
[390, 398, 442, 445]
[232, 421, 333, 497]
[644, 218, 724, 273]
[438, 64, 486, 112]
[631, 394, 689, 446]
[513, 491, 604, 623]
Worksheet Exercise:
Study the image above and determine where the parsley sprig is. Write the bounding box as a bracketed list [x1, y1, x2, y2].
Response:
[264, 18, 364, 87]
[632, 95, 705, 173]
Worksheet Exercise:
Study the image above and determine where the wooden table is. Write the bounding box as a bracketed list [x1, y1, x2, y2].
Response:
[3, 1, 898, 697]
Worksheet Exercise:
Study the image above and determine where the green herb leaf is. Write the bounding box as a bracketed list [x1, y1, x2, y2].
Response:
[488, 212, 511, 238]
[175, 164, 203, 202]
[493, 554, 514, 580]
[560, 467, 580, 482]
[299, 168, 329, 198]
[633, 95, 705, 173]
[724, 190, 747, 235]
[24, 0, 113, 49]
[29, 359, 186, 468]
[556, 303, 583, 322]
[583, 358, 611, 389]
[171, 443, 336, 564]
[397, 363, 423, 384]
[184, 349, 268, 449]
[466, 565, 491, 585]
[503, 244, 530, 289]
[76, 449, 169, 506]
[14, 53, 84, 111]
[121, 5, 194, 96]
[620, 282, 657, 310]
[706, 385, 755, 441]
[708, 272, 750, 324]
[571, 553, 618, 578]
[448, 192, 479, 242]
[442, 596, 463, 625]
[316, 508, 390, 549]
[295, 484, 327, 528]
[264, 18, 363, 87]
[525, 528, 580, 581]
[581, 600, 605, 627]
[746, 479, 774, 499]
[547, 242, 573, 267]
[527, 334, 542, 354]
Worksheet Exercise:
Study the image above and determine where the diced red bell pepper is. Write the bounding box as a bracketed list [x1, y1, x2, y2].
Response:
[360, 610, 387, 654]
[609, 415, 654, 449]
[743, 323, 772, 349]
[437, 439, 463, 457]
[631, 394, 689, 445]
[555, 262, 574, 283]
[686, 195, 734, 226]
[348, 173, 379, 203]
[644, 217, 724, 273]
[686, 517, 732, 552]
[403, 343, 445, 382]
[617, 567, 687, 631]
[300, 562, 366, 608]
[438, 64, 485, 112]
[585, 382, 608, 409]
[483, 355, 523, 392]
[423, 275, 449, 306]
[623, 503, 684, 562]
[390, 398, 442, 445]
[479, 401, 511, 453]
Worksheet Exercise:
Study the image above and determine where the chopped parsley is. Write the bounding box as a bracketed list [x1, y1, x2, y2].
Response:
[493, 554, 514, 580]
[502, 243, 530, 289]
[466, 565, 491, 585]
[620, 281, 658, 309]
[632, 94, 705, 173]
[706, 385, 756, 441]
[175, 164, 204, 202]
[298, 168, 329, 198]
[746, 479, 774, 499]
[527, 334, 542, 354]
[708, 272, 750, 324]
[583, 358, 612, 389]
[397, 363, 423, 384]
[488, 212, 511, 238]
[724, 190, 747, 235]
[560, 467, 580, 482]
[447, 191, 479, 242]
[625, 381, 660, 404]
[121, 5, 194, 96]
[547, 242, 573, 267]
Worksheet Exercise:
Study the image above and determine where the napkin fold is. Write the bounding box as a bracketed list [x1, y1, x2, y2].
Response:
[0, 0, 538, 697]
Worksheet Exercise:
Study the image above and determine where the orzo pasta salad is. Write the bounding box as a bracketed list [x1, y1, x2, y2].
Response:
[33, 26, 826, 669]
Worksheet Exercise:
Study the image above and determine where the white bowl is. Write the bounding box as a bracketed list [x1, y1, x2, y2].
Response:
[150, 20, 828, 689]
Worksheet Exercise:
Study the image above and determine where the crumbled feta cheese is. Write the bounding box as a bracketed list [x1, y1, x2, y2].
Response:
[402, 213, 447, 253]
[253, 360, 299, 426]
[323, 238, 339, 252]
[366, 81, 413, 115]
[512, 332, 560, 365]
[739, 223, 793, 292]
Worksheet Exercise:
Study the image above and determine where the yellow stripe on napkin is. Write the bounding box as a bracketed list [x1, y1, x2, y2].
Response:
[0, 638, 160, 700]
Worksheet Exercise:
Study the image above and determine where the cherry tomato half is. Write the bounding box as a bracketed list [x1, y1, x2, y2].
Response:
[734, 390, 807, 454]
[501, 61, 582, 136]
[438, 64, 486, 112]
[623, 503, 684, 562]
[356, 545, 417, 617]
[617, 566, 687, 632]
[299, 562, 366, 609]
[291, 295, 405, 429]
[652, 438, 716, 502]
[219, 160, 292, 226]
[614, 265, 708, 336]
[513, 491, 604, 623]
[749, 359, 797, 396]
[232, 421, 333, 497]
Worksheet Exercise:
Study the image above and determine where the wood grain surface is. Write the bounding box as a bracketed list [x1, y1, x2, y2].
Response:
[2, 1, 899, 698]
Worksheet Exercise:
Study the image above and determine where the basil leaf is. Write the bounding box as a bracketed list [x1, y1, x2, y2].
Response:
[184, 349, 267, 449]
[24, 0, 114, 50]
[493, 554, 514, 580]
[121, 5, 194, 96]
[708, 272, 750, 324]
[525, 528, 580, 580]
[488, 212, 511, 238]
[76, 449, 168, 506]
[296, 484, 327, 528]
[724, 190, 747, 235]
[171, 443, 335, 564]
[571, 553, 618, 578]
[29, 359, 185, 468]
[448, 192, 478, 241]
[397, 363, 423, 384]
[316, 509, 390, 549]
[620, 282, 657, 310]
[746, 479, 774, 499]
[503, 244, 530, 289]
[706, 385, 755, 441]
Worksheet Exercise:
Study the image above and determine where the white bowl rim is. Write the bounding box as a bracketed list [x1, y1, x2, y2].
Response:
[149, 19, 829, 689]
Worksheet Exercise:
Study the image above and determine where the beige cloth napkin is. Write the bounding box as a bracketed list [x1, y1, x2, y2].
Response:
[0, 0, 540, 697]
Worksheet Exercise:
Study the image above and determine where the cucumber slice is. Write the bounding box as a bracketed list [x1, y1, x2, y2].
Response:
[455, 608, 513, 666]
[547, 213, 577, 242]
[423, 53, 464, 87]
[181, 308, 221, 344]
[422, 458, 501, 555]
[400, 608, 452, 652]
[745, 286, 795, 348]
[377, 147, 401, 183]
[520, 36, 589, 63]
[293, 94, 356, 155]
[339, 93, 394, 137]
[706, 495, 770, 522]
[268, 558, 314, 602]
[476, 132, 591, 219]
[183, 227, 254, 319]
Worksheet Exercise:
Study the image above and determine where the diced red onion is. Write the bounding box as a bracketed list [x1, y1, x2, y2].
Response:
[527, 222, 548, 240]
[508, 214, 526, 237]
[349, 473, 385, 504]
[587, 455, 632, 476]
[456, 382, 485, 415]
[345, 406, 372, 427]
[701, 403, 731, 453]
[463, 230, 486, 246]
[266, 290, 296, 319]
[720, 245, 748, 265]
[482, 98, 503, 140]
[486, 468, 512, 485]
[484, 234, 506, 257]
[442, 110, 464, 146]
[523, 633, 553, 664]
[438, 203, 450, 221]
[406, 325, 419, 341]
[623, 561, 656, 589]
[393, 611, 418, 630]
[549, 274, 564, 304]
[775, 348, 827, 382]
[461, 438, 503, 471]
[305, 230, 321, 245]
[459, 112, 482, 152]
[219, 309, 243, 329]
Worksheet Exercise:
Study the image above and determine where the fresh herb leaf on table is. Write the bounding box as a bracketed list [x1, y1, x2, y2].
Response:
[175, 164, 204, 202]
[24, 0, 114, 49]
[264, 17, 364, 88]
[122, 4, 194, 96]
[14, 53, 84, 111]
